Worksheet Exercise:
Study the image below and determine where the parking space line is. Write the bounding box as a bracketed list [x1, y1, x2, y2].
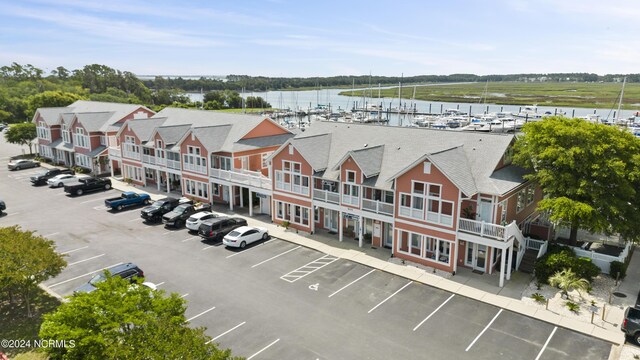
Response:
[413, 294, 455, 331]
[280, 255, 339, 283]
[247, 338, 280, 360]
[535, 326, 557, 360]
[79, 195, 115, 204]
[93, 206, 107, 211]
[42, 232, 60, 238]
[187, 306, 216, 322]
[60, 246, 88, 255]
[465, 309, 503, 352]
[162, 231, 172, 235]
[156, 282, 165, 286]
[49, 262, 123, 288]
[4, 212, 21, 217]
[206, 321, 246, 344]
[182, 236, 199, 242]
[225, 240, 276, 258]
[128, 218, 141, 222]
[328, 269, 376, 298]
[113, 211, 134, 217]
[367, 281, 412, 314]
[251, 246, 301, 268]
[67, 254, 105, 266]
[202, 245, 216, 251]
[180, 293, 189, 298]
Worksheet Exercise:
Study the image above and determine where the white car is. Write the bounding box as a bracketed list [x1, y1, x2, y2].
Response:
[222, 226, 269, 248]
[185, 211, 219, 231]
[47, 174, 88, 188]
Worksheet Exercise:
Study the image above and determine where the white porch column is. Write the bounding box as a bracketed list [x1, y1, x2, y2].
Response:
[358, 216, 364, 248]
[499, 247, 507, 287]
[167, 174, 171, 194]
[310, 206, 315, 234]
[507, 244, 513, 280]
[240, 187, 244, 209]
[156, 169, 161, 191]
[229, 186, 234, 211]
[110, 161, 115, 178]
[248, 190, 253, 217]
[338, 210, 343, 242]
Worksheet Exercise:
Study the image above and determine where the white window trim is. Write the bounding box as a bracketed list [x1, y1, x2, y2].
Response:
[398, 181, 453, 227]
[397, 230, 451, 265]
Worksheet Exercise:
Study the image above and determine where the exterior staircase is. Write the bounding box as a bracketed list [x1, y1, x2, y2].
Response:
[519, 249, 538, 274]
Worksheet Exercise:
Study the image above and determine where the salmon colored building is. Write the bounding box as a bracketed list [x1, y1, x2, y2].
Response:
[269, 122, 544, 286]
[109, 107, 294, 216]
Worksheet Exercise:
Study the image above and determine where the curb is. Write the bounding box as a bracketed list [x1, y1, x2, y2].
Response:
[39, 283, 68, 303]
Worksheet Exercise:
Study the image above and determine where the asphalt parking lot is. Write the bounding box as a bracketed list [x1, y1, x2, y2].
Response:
[0, 144, 614, 359]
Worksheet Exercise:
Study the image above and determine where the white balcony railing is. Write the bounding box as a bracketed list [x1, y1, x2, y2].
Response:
[183, 162, 207, 174]
[155, 157, 167, 166]
[342, 194, 360, 207]
[313, 189, 340, 204]
[458, 218, 506, 240]
[142, 154, 156, 165]
[167, 159, 181, 170]
[122, 150, 141, 161]
[210, 167, 271, 190]
[361, 198, 394, 216]
[108, 146, 121, 158]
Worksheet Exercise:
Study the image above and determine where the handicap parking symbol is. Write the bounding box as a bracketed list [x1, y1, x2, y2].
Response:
[309, 283, 319, 291]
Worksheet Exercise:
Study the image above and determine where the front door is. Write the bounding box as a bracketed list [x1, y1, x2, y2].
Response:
[324, 209, 338, 232]
[383, 223, 393, 248]
[222, 185, 230, 202]
[478, 199, 493, 222]
[466, 243, 487, 272]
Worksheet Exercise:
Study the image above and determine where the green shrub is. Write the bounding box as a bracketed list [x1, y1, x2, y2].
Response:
[531, 293, 546, 304]
[565, 301, 580, 314]
[610, 260, 627, 280]
[534, 246, 601, 284]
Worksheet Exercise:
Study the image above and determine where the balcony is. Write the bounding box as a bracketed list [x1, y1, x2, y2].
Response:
[313, 189, 340, 204]
[108, 146, 121, 158]
[342, 194, 360, 207]
[211, 167, 271, 190]
[362, 199, 394, 216]
[458, 218, 506, 241]
[142, 154, 156, 165]
[167, 159, 181, 170]
[122, 150, 141, 161]
[183, 162, 207, 174]
[155, 157, 167, 166]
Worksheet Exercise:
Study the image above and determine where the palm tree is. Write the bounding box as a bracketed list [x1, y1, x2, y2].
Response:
[548, 268, 590, 300]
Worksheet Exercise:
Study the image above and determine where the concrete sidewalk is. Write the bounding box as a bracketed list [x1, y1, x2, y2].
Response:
[108, 177, 625, 350]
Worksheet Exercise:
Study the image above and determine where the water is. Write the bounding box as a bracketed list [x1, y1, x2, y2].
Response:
[186, 87, 637, 127]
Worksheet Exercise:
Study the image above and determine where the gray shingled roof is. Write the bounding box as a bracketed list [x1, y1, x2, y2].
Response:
[34, 100, 153, 131]
[190, 126, 232, 152]
[60, 113, 75, 125]
[486, 165, 530, 195]
[86, 146, 107, 157]
[347, 145, 385, 178]
[289, 121, 518, 195]
[156, 124, 191, 146]
[75, 112, 116, 132]
[233, 133, 295, 152]
[35, 107, 68, 126]
[126, 118, 167, 144]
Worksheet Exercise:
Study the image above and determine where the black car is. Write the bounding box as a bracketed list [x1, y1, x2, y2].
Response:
[0, 200, 5, 214]
[198, 217, 248, 241]
[63, 177, 112, 196]
[162, 203, 210, 228]
[30, 168, 75, 186]
[141, 197, 185, 222]
[74, 263, 144, 294]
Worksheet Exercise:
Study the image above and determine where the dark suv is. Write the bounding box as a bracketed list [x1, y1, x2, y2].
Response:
[198, 217, 247, 241]
[74, 263, 144, 294]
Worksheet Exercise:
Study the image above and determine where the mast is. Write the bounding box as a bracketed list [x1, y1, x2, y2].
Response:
[616, 77, 626, 123]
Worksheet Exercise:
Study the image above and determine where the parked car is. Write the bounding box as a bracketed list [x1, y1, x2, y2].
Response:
[0, 200, 5, 214]
[105, 192, 152, 211]
[222, 226, 269, 248]
[140, 197, 187, 223]
[8, 159, 39, 170]
[31, 168, 75, 185]
[622, 306, 640, 344]
[186, 211, 220, 232]
[64, 177, 112, 196]
[74, 263, 144, 294]
[162, 202, 211, 228]
[198, 217, 248, 241]
[47, 174, 88, 188]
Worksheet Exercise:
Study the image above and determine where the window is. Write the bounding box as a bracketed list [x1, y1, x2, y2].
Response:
[123, 164, 142, 181]
[39, 145, 53, 159]
[288, 144, 294, 155]
[516, 190, 526, 213]
[274, 201, 310, 226]
[62, 125, 71, 143]
[398, 230, 450, 265]
[261, 152, 273, 168]
[399, 181, 453, 226]
[526, 184, 535, 206]
[183, 146, 207, 174]
[145, 168, 155, 180]
[122, 135, 140, 159]
[73, 127, 89, 148]
[212, 155, 231, 170]
[275, 160, 309, 196]
[423, 162, 431, 174]
[212, 182, 220, 196]
[100, 136, 106, 146]
[36, 123, 51, 141]
[184, 179, 209, 199]
[499, 200, 507, 224]
[503, 147, 514, 165]
[74, 154, 92, 169]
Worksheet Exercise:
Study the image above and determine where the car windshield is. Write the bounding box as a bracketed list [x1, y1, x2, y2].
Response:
[149, 201, 164, 208]
[35, 170, 48, 176]
[89, 273, 107, 285]
[174, 204, 189, 213]
[228, 230, 241, 237]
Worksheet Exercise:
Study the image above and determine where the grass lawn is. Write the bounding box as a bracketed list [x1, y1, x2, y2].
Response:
[339, 81, 640, 109]
[0, 289, 61, 359]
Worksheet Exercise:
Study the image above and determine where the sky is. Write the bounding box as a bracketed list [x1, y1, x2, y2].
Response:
[0, 0, 638, 77]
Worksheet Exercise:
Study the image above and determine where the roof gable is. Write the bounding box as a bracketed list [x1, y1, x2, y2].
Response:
[240, 118, 291, 139]
[334, 145, 385, 178]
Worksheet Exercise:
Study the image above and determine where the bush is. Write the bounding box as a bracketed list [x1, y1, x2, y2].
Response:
[610, 260, 627, 280]
[531, 293, 546, 304]
[534, 246, 601, 284]
[565, 301, 580, 314]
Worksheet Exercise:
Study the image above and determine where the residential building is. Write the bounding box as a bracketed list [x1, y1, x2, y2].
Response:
[109, 107, 295, 216]
[33, 100, 155, 174]
[268, 122, 542, 286]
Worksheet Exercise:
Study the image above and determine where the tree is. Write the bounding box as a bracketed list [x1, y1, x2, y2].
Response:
[548, 268, 590, 299]
[51, 66, 70, 79]
[0, 226, 66, 317]
[513, 116, 640, 245]
[25, 91, 86, 118]
[4, 122, 37, 154]
[39, 276, 238, 360]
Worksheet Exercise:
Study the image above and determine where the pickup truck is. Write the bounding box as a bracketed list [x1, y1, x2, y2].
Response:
[105, 192, 152, 211]
[64, 177, 112, 196]
[140, 197, 189, 223]
[30, 168, 74, 185]
[622, 306, 640, 344]
[162, 202, 211, 228]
